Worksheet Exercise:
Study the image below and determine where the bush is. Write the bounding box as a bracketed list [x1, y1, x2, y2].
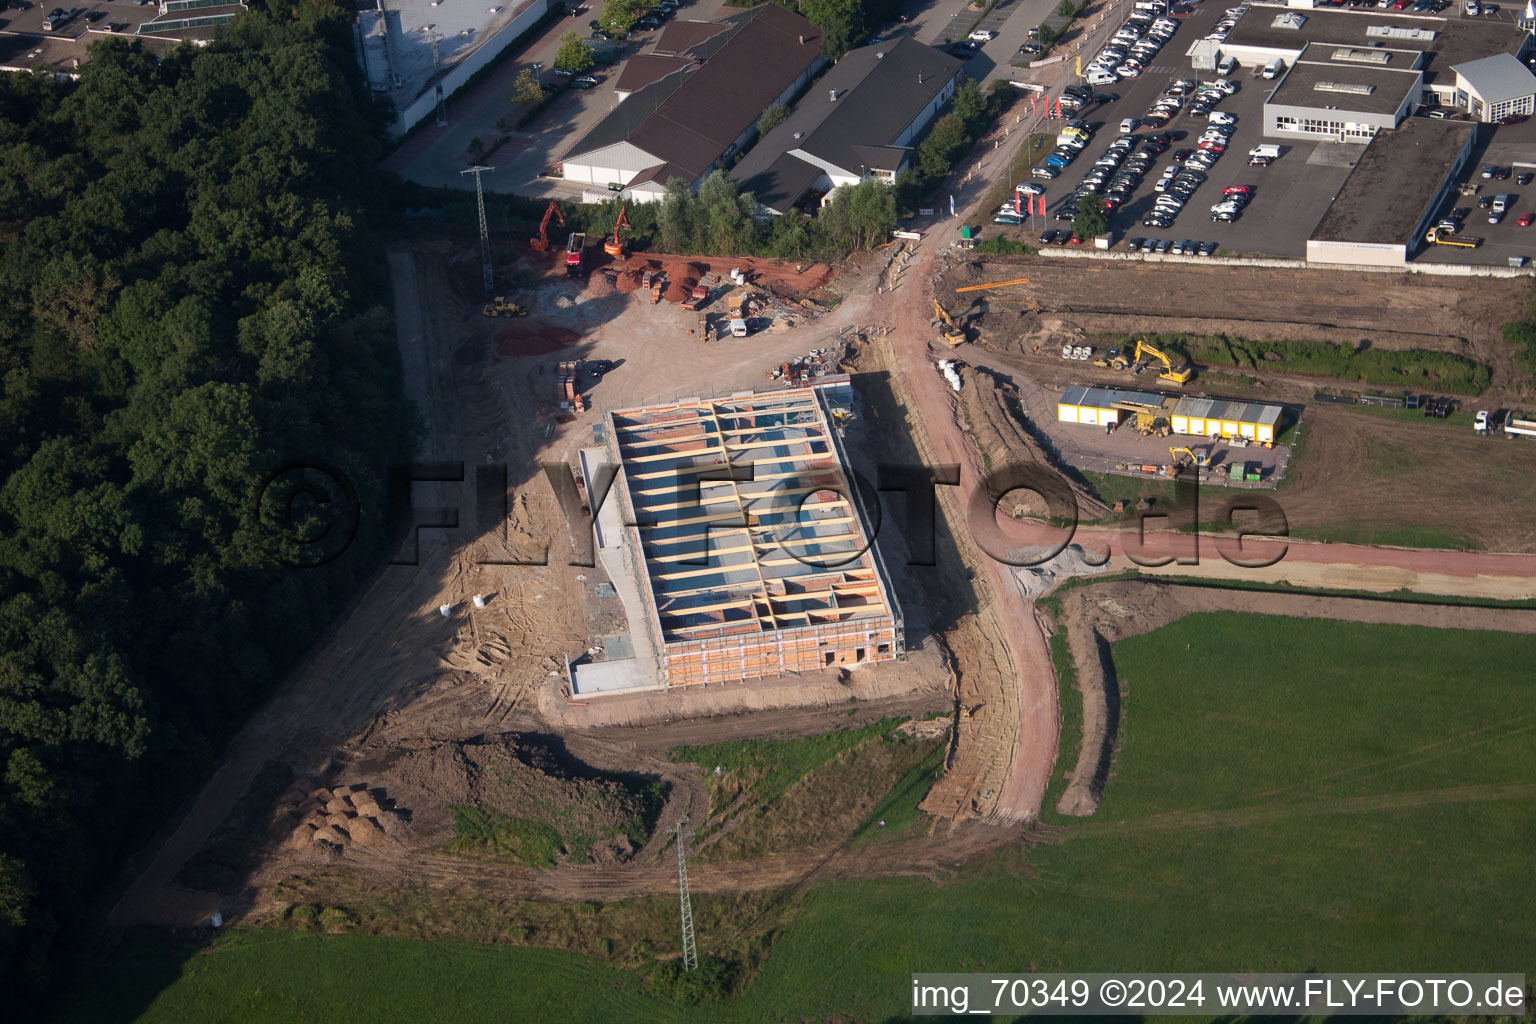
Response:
[647, 955, 737, 1005]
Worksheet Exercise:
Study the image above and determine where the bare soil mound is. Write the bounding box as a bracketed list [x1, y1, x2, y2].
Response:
[387, 733, 661, 863]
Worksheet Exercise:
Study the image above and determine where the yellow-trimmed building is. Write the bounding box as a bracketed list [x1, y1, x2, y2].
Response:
[1170, 396, 1283, 443]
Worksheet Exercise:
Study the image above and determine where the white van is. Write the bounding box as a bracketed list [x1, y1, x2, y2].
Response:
[1217, 54, 1237, 77]
[1248, 143, 1280, 159]
[1262, 58, 1285, 79]
[730, 318, 749, 338]
[1086, 68, 1119, 86]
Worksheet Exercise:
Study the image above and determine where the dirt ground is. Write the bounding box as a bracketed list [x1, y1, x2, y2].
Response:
[938, 256, 1532, 397]
[1047, 579, 1536, 817]
[97, 197, 1536, 947]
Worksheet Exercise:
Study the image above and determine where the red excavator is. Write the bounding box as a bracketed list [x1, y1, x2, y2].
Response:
[530, 201, 564, 252]
[603, 204, 630, 258]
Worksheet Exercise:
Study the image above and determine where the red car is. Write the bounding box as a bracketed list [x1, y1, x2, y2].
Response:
[1198, 140, 1226, 153]
[1223, 185, 1253, 196]
[1520, 212, 1534, 227]
[1069, 232, 1084, 244]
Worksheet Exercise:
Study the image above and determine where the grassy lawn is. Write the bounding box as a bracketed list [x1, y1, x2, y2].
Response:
[1289, 522, 1480, 551]
[58, 616, 1536, 1022]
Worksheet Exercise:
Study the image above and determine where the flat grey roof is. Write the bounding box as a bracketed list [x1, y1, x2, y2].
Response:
[1310, 117, 1477, 244]
[1224, 4, 1527, 84]
[1172, 396, 1283, 427]
[1061, 385, 1172, 410]
[1453, 51, 1536, 104]
[1266, 60, 1422, 116]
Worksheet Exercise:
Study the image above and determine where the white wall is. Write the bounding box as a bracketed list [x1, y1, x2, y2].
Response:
[392, 0, 555, 137]
[563, 142, 666, 186]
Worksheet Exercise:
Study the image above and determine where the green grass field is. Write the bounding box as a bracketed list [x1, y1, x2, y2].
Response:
[57, 616, 1536, 1023]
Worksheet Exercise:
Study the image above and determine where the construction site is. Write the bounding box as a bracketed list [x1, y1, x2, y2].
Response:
[94, 194, 1536, 1007]
[568, 383, 904, 694]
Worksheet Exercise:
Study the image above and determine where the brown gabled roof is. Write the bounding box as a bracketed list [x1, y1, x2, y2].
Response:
[614, 54, 694, 94]
[565, 4, 822, 183]
[652, 19, 732, 58]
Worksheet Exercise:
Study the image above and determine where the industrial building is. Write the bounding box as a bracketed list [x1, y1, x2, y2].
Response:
[596, 382, 902, 689]
[1217, 2, 1533, 130]
[1058, 386, 1283, 443]
[1307, 117, 1478, 266]
[729, 38, 964, 215]
[560, 5, 824, 200]
[1169, 397, 1283, 444]
[1057, 386, 1172, 427]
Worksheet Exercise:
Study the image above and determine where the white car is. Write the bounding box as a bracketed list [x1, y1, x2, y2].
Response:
[969, 28, 996, 40]
[1208, 111, 1237, 125]
[1016, 183, 1046, 196]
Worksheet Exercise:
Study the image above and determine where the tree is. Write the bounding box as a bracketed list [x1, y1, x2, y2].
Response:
[757, 103, 788, 137]
[800, 0, 862, 57]
[1073, 194, 1108, 240]
[918, 113, 968, 180]
[554, 31, 594, 75]
[656, 178, 696, 253]
[509, 67, 543, 108]
[599, 0, 644, 38]
[952, 80, 988, 134]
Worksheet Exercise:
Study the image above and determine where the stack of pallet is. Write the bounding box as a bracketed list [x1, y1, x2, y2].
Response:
[557, 360, 585, 412]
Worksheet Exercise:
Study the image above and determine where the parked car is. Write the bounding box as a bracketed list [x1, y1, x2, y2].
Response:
[1520, 212, 1534, 227]
[571, 75, 600, 89]
[969, 28, 996, 40]
[994, 213, 1025, 225]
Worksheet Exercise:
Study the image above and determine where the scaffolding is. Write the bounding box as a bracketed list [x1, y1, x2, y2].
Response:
[606, 382, 902, 687]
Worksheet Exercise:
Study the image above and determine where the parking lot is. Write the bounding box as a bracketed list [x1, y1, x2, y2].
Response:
[988, 0, 1364, 257]
[1411, 124, 1536, 268]
[0, 0, 150, 39]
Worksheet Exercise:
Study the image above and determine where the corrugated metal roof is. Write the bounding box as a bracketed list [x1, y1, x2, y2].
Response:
[1061, 385, 1169, 409]
[1173, 396, 1283, 426]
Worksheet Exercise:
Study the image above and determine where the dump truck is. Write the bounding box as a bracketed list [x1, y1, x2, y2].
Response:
[565, 232, 586, 276]
[682, 281, 710, 310]
[1505, 412, 1536, 438]
[1424, 227, 1481, 248]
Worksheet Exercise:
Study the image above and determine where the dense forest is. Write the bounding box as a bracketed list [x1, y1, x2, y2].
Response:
[0, 1, 415, 1005]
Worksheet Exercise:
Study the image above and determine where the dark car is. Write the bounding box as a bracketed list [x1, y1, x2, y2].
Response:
[1065, 85, 1093, 100]
[1128, 236, 1148, 251]
[1039, 229, 1058, 244]
[1020, 43, 1044, 55]
[572, 75, 599, 88]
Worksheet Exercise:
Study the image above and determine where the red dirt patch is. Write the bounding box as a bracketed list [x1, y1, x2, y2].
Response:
[495, 322, 579, 357]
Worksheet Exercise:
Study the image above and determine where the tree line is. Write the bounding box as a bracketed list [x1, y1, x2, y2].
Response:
[0, 0, 414, 1006]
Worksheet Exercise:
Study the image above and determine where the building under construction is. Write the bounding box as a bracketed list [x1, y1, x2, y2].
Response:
[603, 380, 903, 687]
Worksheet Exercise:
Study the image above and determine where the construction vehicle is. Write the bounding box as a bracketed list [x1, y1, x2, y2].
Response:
[603, 204, 630, 257]
[1132, 339, 1193, 385]
[1424, 226, 1481, 248]
[1505, 412, 1536, 438]
[530, 201, 564, 252]
[1168, 445, 1211, 468]
[481, 296, 524, 317]
[682, 280, 710, 310]
[933, 299, 966, 346]
[565, 232, 586, 276]
[557, 360, 586, 412]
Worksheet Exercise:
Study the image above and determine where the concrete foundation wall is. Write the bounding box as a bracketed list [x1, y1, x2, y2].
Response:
[662, 617, 898, 686]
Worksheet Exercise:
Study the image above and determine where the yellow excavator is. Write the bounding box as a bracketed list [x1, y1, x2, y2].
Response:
[1169, 445, 1211, 468]
[1133, 339, 1194, 385]
[934, 299, 966, 346]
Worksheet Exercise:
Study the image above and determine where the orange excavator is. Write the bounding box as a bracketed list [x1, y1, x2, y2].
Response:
[530, 201, 564, 252]
[603, 204, 630, 257]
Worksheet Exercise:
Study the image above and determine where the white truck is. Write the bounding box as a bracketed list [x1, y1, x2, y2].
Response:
[1505, 413, 1536, 438]
[1262, 58, 1285, 79]
[1249, 144, 1281, 160]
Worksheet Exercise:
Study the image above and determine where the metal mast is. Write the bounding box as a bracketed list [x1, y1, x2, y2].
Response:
[673, 817, 698, 972]
[460, 165, 495, 292]
[429, 31, 447, 126]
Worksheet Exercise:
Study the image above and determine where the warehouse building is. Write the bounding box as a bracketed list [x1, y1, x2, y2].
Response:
[1263, 43, 1424, 141]
[1218, 3, 1532, 129]
[560, 5, 824, 200]
[729, 38, 964, 215]
[602, 382, 903, 688]
[1170, 397, 1284, 444]
[1057, 386, 1174, 427]
[1306, 116, 1478, 266]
